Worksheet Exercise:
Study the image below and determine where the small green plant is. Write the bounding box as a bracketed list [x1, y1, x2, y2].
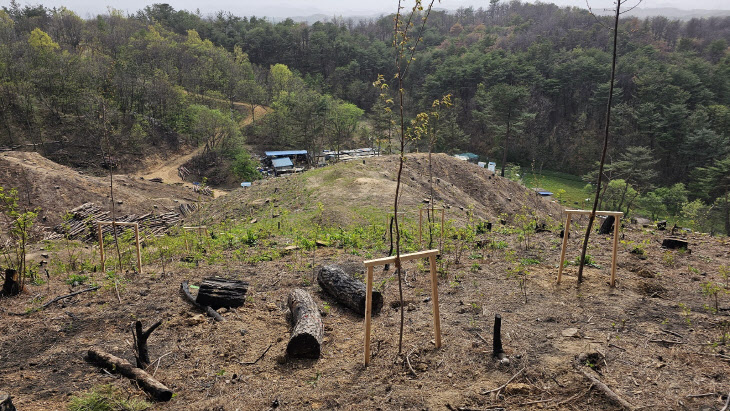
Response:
[65, 273, 89, 285]
[701, 281, 722, 313]
[322, 302, 331, 314]
[68, 384, 150, 411]
[489, 240, 508, 250]
[688, 265, 700, 275]
[470, 262, 481, 272]
[662, 250, 675, 267]
[678, 302, 692, 326]
[308, 372, 321, 387]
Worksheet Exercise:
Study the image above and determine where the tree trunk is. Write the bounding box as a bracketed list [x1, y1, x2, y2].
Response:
[195, 277, 249, 310]
[599, 216, 615, 235]
[501, 114, 511, 177]
[0, 393, 16, 411]
[286, 288, 323, 359]
[86, 348, 173, 401]
[1, 269, 20, 297]
[317, 265, 383, 316]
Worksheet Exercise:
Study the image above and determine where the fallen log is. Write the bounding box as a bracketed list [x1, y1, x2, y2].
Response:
[317, 265, 383, 316]
[195, 277, 248, 310]
[662, 237, 689, 251]
[286, 288, 323, 359]
[180, 282, 224, 322]
[86, 348, 173, 401]
[0, 392, 16, 411]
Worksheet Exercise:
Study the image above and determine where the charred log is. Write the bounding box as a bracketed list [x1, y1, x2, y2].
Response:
[317, 265, 383, 316]
[195, 277, 248, 310]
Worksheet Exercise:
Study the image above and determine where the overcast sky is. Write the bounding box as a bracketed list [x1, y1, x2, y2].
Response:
[11, 0, 730, 19]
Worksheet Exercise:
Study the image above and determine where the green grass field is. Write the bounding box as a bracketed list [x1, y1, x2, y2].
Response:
[522, 169, 590, 208]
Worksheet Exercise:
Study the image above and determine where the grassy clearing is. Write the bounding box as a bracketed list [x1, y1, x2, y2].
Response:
[524, 169, 589, 208]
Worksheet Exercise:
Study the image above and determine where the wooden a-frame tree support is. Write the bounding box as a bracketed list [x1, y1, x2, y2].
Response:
[183, 226, 208, 252]
[557, 209, 623, 287]
[362, 249, 442, 366]
[98, 221, 142, 274]
[418, 208, 445, 247]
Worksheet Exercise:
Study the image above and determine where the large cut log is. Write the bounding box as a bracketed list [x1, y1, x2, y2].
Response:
[286, 289, 323, 359]
[0, 393, 16, 411]
[195, 277, 248, 309]
[662, 237, 689, 250]
[317, 265, 383, 316]
[599, 216, 615, 235]
[86, 348, 173, 401]
[1, 269, 20, 297]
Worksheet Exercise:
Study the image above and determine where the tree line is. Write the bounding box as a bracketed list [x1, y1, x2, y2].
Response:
[0, 1, 728, 232]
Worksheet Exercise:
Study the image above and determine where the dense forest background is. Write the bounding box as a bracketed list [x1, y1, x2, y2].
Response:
[0, 1, 729, 231]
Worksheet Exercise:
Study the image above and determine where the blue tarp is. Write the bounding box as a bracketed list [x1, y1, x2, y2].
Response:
[272, 157, 293, 168]
[265, 150, 308, 156]
[241, 182, 252, 187]
[537, 191, 553, 196]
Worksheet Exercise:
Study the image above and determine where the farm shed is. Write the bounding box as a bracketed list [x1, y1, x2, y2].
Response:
[264, 150, 309, 167]
[271, 157, 294, 175]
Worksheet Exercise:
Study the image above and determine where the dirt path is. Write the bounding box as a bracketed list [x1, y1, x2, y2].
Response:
[135, 104, 269, 198]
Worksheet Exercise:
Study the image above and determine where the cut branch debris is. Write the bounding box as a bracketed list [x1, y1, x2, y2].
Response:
[86, 348, 173, 401]
[578, 368, 634, 410]
[481, 367, 526, 396]
[26, 286, 101, 314]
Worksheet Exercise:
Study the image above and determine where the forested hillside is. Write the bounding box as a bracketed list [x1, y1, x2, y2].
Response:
[1, 1, 729, 231]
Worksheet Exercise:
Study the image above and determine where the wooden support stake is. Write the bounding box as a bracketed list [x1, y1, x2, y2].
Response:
[98, 223, 105, 272]
[363, 249, 442, 366]
[429, 254, 441, 348]
[418, 208, 445, 248]
[611, 216, 620, 287]
[557, 214, 571, 284]
[134, 224, 142, 274]
[97, 221, 141, 274]
[364, 265, 373, 366]
[557, 210, 622, 285]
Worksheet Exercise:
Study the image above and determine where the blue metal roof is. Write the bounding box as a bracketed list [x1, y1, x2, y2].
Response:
[265, 150, 308, 156]
[272, 157, 293, 168]
[537, 191, 554, 196]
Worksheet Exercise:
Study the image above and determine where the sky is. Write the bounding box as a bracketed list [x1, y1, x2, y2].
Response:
[10, 0, 730, 19]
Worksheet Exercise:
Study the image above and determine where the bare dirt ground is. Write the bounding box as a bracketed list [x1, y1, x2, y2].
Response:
[1, 154, 729, 411]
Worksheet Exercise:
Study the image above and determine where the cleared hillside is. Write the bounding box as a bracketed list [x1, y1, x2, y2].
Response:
[0, 151, 198, 227]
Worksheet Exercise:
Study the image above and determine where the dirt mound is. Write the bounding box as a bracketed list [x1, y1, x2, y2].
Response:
[0, 151, 198, 227]
[210, 153, 562, 226]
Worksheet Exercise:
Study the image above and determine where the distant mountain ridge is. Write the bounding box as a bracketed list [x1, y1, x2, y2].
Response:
[274, 6, 730, 24]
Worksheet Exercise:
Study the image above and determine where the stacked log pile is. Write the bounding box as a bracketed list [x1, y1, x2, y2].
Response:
[54, 203, 185, 241]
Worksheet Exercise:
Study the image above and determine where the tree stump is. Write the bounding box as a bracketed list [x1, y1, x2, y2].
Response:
[317, 265, 383, 316]
[195, 277, 248, 310]
[1, 269, 20, 297]
[599, 216, 615, 235]
[286, 288, 323, 359]
[662, 237, 689, 250]
[0, 393, 16, 411]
